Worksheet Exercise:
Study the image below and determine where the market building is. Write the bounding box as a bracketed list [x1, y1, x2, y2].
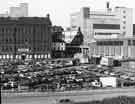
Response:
[0, 15, 52, 60]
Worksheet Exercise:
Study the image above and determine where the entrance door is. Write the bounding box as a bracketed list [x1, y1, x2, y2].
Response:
[21, 54, 26, 60]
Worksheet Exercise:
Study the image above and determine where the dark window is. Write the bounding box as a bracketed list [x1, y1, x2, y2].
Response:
[95, 33, 113, 35]
[123, 26, 126, 29]
[2, 28, 4, 33]
[93, 24, 120, 29]
[6, 39, 8, 42]
[97, 41, 123, 46]
[123, 32, 126, 35]
[118, 41, 123, 45]
[10, 47, 12, 51]
[123, 16, 126, 18]
[133, 40, 135, 45]
[123, 11, 126, 13]
[123, 21, 126, 24]
[128, 40, 131, 45]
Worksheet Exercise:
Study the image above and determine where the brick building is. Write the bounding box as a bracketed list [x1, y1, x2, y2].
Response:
[0, 15, 52, 60]
[52, 26, 66, 58]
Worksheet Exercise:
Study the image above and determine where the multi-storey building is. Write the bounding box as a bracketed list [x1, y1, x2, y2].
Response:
[70, 2, 133, 45]
[90, 37, 135, 59]
[52, 26, 66, 58]
[69, 2, 135, 58]
[0, 15, 52, 60]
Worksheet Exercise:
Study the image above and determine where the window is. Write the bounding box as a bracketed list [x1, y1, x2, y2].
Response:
[93, 24, 120, 29]
[97, 41, 123, 46]
[57, 47, 60, 51]
[123, 16, 126, 18]
[10, 47, 12, 51]
[133, 40, 135, 45]
[6, 39, 8, 42]
[123, 26, 126, 29]
[128, 40, 131, 45]
[123, 21, 126, 24]
[123, 11, 126, 13]
[2, 28, 4, 33]
[123, 32, 126, 35]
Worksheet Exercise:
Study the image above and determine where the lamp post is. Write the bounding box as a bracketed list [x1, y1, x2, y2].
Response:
[13, 26, 17, 61]
[32, 25, 36, 65]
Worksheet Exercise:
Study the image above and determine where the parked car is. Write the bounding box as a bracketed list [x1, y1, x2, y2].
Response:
[57, 98, 74, 104]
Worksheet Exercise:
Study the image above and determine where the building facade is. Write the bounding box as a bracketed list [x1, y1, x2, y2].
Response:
[64, 28, 77, 43]
[52, 26, 66, 58]
[0, 11, 9, 17]
[69, 2, 135, 58]
[90, 37, 135, 59]
[0, 15, 52, 60]
[70, 3, 133, 45]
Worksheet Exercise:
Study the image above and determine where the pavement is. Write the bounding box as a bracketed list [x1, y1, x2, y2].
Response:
[2, 88, 135, 104]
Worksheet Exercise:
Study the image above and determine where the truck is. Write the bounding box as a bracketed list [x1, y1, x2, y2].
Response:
[100, 57, 114, 66]
[72, 53, 89, 65]
[100, 77, 117, 88]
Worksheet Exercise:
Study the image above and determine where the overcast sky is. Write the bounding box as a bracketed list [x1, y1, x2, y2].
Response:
[0, 0, 135, 27]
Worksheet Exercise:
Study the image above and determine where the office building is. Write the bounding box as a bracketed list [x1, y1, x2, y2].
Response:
[0, 15, 52, 60]
[69, 2, 135, 59]
[90, 37, 135, 59]
[70, 2, 133, 45]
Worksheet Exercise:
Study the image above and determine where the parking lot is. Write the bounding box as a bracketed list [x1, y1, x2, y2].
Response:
[1, 59, 135, 92]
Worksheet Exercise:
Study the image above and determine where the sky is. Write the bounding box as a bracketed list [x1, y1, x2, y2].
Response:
[0, 0, 135, 27]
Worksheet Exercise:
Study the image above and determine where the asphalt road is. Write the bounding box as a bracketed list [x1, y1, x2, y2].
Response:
[2, 88, 135, 104]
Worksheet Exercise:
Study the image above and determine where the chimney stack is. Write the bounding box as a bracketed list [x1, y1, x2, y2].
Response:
[107, 1, 110, 9]
[106, 1, 112, 12]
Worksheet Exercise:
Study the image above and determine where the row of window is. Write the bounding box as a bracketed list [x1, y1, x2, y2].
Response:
[52, 42, 65, 51]
[93, 47, 122, 56]
[93, 24, 120, 30]
[128, 40, 135, 45]
[96, 41, 123, 46]
[95, 33, 120, 35]
[0, 39, 48, 43]
[0, 47, 50, 52]
[122, 10, 126, 35]
[0, 54, 51, 59]
[0, 24, 48, 34]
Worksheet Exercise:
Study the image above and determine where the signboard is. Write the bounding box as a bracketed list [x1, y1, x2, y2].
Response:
[18, 48, 29, 52]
